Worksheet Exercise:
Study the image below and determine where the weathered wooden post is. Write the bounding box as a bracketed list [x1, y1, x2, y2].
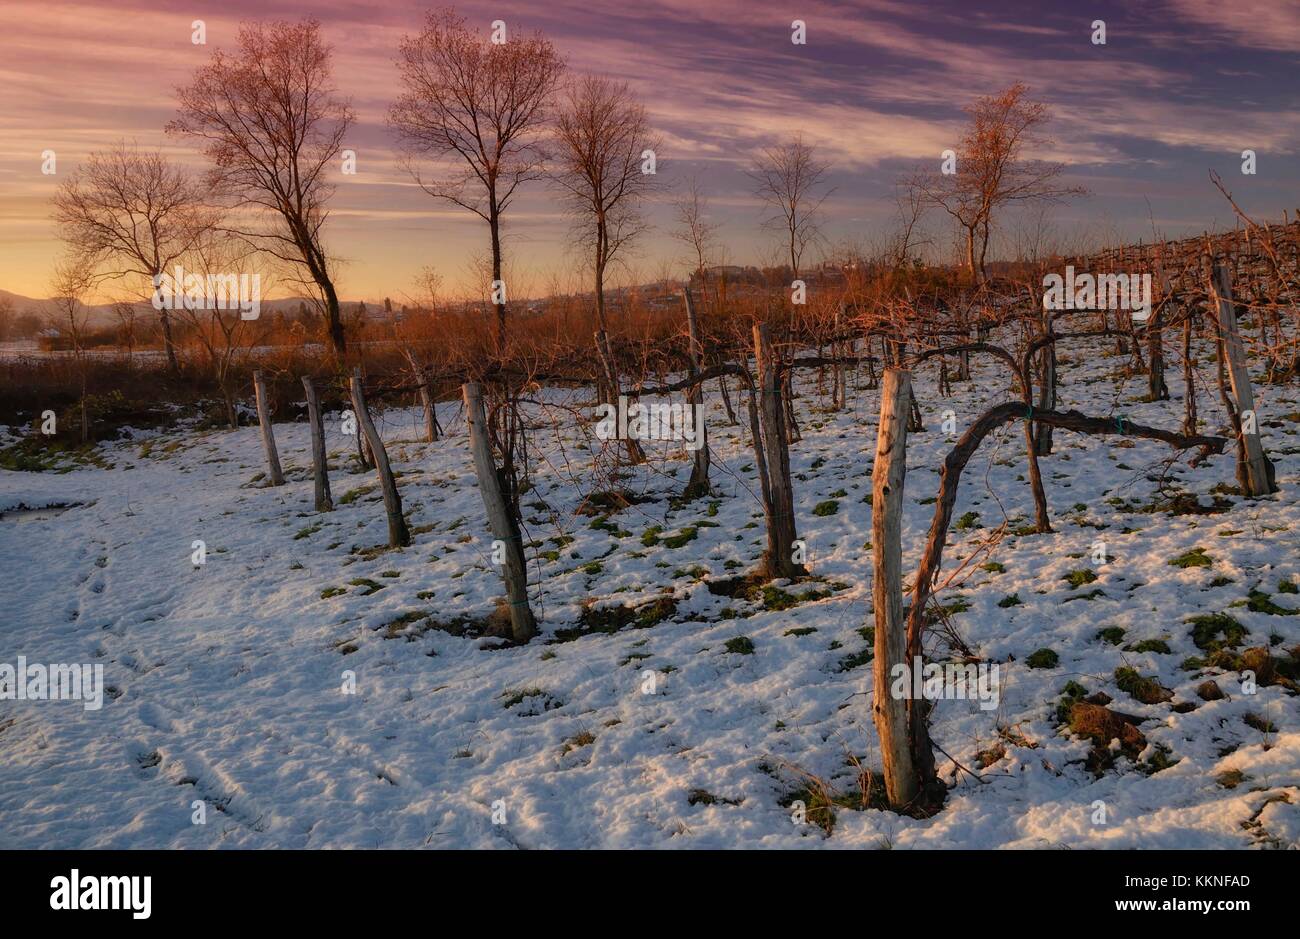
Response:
[349, 368, 410, 547]
[753, 323, 804, 580]
[463, 382, 536, 642]
[252, 369, 284, 486]
[1210, 263, 1277, 496]
[1148, 263, 1171, 401]
[683, 288, 710, 498]
[872, 368, 918, 809]
[301, 376, 332, 512]
[1181, 295, 1198, 437]
[417, 371, 440, 443]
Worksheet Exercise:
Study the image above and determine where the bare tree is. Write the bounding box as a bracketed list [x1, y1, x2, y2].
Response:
[110, 301, 139, 365]
[389, 9, 565, 356]
[49, 256, 96, 442]
[889, 180, 931, 267]
[395, 266, 446, 442]
[52, 142, 210, 373]
[915, 82, 1084, 282]
[672, 177, 720, 305]
[169, 18, 354, 357]
[747, 134, 832, 281]
[173, 234, 265, 428]
[552, 75, 661, 333]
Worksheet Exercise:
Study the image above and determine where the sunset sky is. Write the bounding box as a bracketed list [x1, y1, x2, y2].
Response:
[1, 0, 1297, 303]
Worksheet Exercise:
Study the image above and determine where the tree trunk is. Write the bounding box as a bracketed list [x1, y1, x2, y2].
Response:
[782, 369, 802, 442]
[754, 323, 804, 580]
[595, 329, 645, 464]
[908, 393, 924, 434]
[977, 219, 990, 283]
[1025, 418, 1051, 532]
[718, 373, 738, 425]
[321, 280, 346, 358]
[1127, 312, 1146, 372]
[463, 381, 536, 643]
[350, 368, 410, 547]
[1182, 313, 1198, 437]
[159, 309, 179, 373]
[302, 376, 333, 512]
[1209, 263, 1276, 496]
[683, 288, 710, 498]
[490, 208, 506, 358]
[221, 384, 237, 430]
[1034, 309, 1056, 456]
[872, 368, 919, 809]
[594, 233, 608, 334]
[78, 364, 88, 443]
[957, 322, 971, 381]
[1147, 282, 1169, 402]
[253, 369, 284, 486]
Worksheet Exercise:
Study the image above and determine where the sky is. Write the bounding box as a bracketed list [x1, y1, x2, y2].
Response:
[1, 0, 1297, 303]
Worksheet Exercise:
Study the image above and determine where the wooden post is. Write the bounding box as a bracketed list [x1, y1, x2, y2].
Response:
[1148, 263, 1171, 401]
[753, 323, 804, 580]
[1210, 264, 1276, 496]
[872, 368, 918, 809]
[417, 371, 440, 443]
[683, 289, 710, 498]
[463, 382, 536, 642]
[301, 377, 332, 512]
[252, 369, 284, 486]
[1182, 301, 1198, 437]
[354, 397, 372, 470]
[350, 368, 411, 547]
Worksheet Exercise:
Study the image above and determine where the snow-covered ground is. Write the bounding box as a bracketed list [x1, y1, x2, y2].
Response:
[1, 334, 1298, 849]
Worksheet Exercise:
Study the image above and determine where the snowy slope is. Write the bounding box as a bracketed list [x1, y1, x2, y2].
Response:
[1, 334, 1297, 848]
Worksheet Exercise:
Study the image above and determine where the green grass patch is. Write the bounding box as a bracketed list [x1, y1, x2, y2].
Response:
[347, 577, 386, 596]
[1026, 648, 1059, 669]
[1063, 569, 1098, 588]
[1246, 589, 1297, 615]
[1168, 547, 1212, 569]
[1186, 612, 1248, 652]
[724, 636, 755, 655]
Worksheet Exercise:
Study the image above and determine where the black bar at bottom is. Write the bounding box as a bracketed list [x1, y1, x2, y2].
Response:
[0, 848, 1285, 924]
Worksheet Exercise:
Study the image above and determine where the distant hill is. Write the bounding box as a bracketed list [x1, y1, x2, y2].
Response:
[0, 289, 345, 326]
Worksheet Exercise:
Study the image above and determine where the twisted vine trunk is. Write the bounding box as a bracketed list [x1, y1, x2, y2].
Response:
[904, 403, 1227, 801]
